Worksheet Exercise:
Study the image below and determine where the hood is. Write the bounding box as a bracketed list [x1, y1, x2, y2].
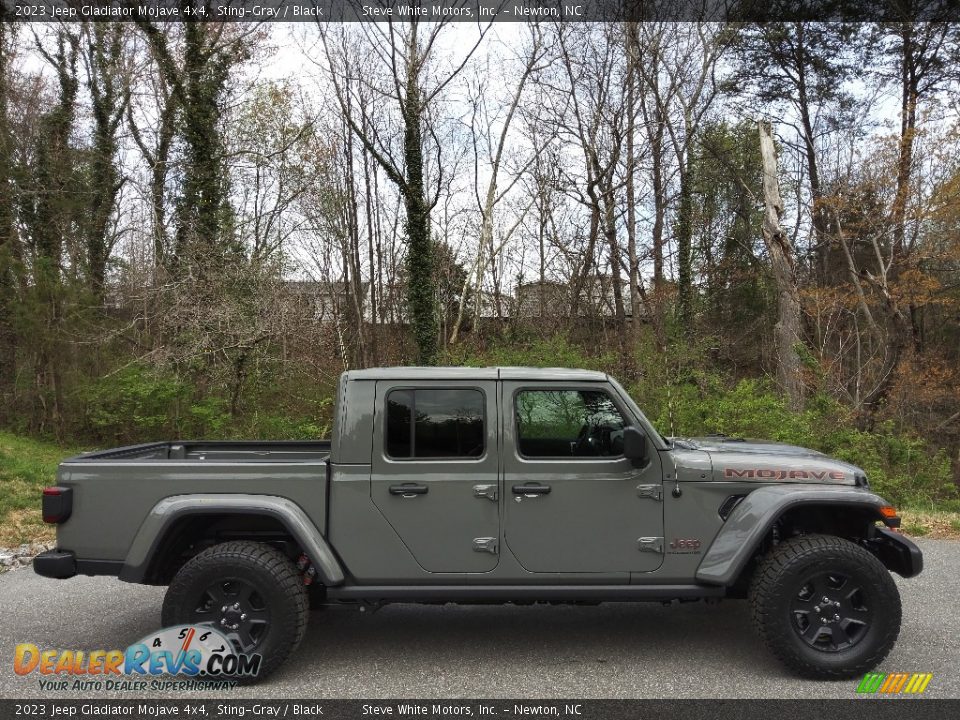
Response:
[669, 436, 864, 486]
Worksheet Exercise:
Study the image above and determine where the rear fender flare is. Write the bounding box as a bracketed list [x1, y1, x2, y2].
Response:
[118, 494, 344, 586]
[695, 485, 894, 586]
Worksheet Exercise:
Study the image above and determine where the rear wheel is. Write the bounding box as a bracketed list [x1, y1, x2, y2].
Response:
[749, 534, 901, 679]
[162, 541, 308, 681]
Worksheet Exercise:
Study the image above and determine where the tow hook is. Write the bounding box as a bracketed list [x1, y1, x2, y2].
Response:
[296, 553, 317, 586]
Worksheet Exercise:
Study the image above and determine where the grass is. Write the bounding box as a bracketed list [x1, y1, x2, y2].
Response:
[0, 432, 82, 547]
[899, 508, 960, 540]
[0, 430, 957, 547]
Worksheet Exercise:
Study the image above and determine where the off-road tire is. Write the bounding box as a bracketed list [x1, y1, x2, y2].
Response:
[749, 533, 901, 679]
[162, 541, 308, 681]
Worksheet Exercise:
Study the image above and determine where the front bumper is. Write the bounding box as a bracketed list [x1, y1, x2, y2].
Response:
[33, 549, 77, 579]
[870, 527, 924, 578]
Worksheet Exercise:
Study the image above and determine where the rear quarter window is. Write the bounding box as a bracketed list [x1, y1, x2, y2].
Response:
[386, 388, 485, 459]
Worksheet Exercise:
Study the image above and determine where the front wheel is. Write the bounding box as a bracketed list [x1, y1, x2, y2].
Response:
[749, 534, 901, 679]
[162, 541, 308, 681]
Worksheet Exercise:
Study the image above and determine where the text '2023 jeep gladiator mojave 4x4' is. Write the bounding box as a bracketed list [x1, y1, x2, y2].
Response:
[35, 367, 922, 681]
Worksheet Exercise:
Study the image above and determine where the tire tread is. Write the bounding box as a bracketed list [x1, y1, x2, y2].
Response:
[749, 533, 901, 679]
[162, 541, 308, 681]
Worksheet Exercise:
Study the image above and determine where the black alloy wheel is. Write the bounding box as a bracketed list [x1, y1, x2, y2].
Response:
[750, 534, 902, 679]
[162, 541, 308, 681]
[190, 577, 271, 654]
[789, 570, 873, 652]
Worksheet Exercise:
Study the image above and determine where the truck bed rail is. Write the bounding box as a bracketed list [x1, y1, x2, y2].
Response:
[66, 440, 332, 462]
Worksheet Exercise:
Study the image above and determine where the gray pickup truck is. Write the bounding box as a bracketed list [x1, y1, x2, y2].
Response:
[35, 367, 922, 680]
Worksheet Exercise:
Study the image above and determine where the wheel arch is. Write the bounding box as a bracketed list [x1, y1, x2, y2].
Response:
[696, 486, 901, 588]
[119, 494, 344, 587]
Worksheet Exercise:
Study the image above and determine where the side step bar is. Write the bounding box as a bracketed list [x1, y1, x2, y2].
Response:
[325, 584, 726, 603]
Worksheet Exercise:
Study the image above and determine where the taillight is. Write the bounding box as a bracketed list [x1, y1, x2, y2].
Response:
[42, 486, 73, 524]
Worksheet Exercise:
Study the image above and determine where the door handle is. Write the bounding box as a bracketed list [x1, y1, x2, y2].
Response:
[389, 483, 428, 497]
[511, 483, 551, 496]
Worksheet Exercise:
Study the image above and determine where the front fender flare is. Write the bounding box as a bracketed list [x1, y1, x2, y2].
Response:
[695, 485, 893, 586]
[118, 494, 344, 586]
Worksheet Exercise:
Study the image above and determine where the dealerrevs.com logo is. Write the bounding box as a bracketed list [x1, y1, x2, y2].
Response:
[14, 625, 261, 691]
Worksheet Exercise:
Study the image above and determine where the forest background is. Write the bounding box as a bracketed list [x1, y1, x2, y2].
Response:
[0, 12, 959, 544]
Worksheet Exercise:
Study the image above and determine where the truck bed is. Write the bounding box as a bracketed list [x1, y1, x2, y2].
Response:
[55, 440, 333, 564]
[69, 440, 332, 462]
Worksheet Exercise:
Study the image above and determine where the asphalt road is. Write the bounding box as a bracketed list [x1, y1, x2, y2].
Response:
[1, 538, 956, 700]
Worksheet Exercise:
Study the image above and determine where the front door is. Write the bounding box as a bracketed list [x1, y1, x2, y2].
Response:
[502, 382, 665, 573]
[370, 380, 500, 573]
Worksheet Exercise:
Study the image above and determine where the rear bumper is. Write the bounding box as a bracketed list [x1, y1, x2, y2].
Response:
[871, 527, 924, 578]
[33, 550, 122, 580]
[33, 549, 77, 579]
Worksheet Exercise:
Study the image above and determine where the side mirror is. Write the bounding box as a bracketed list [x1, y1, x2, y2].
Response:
[623, 426, 649, 467]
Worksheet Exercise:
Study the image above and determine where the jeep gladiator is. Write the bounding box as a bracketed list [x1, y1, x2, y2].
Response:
[34, 367, 922, 680]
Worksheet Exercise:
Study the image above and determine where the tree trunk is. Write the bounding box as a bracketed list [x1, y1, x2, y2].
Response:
[602, 188, 626, 337]
[401, 40, 437, 365]
[758, 121, 804, 412]
[84, 24, 127, 305]
[676, 145, 694, 326]
[149, 22, 235, 274]
[625, 23, 641, 342]
[569, 202, 599, 319]
[892, 23, 917, 261]
[31, 29, 79, 437]
[362, 126, 379, 365]
[0, 20, 16, 412]
[644, 77, 666, 289]
[891, 22, 923, 350]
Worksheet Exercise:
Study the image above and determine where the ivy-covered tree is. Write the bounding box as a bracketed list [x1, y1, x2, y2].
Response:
[139, 19, 251, 275]
[80, 22, 130, 303]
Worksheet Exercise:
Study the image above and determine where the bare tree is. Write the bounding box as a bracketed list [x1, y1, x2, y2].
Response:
[448, 26, 546, 344]
[732, 22, 864, 281]
[546, 24, 628, 331]
[638, 22, 729, 325]
[759, 121, 804, 411]
[318, 17, 491, 364]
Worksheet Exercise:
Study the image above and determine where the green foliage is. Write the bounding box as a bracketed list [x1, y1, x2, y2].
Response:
[76, 364, 333, 444]
[238, 414, 330, 442]
[80, 366, 210, 442]
[0, 431, 82, 544]
[4, 330, 957, 523]
[632, 371, 956, 509]
[901, 521, 930, 537]
[451, 333, 956, 510]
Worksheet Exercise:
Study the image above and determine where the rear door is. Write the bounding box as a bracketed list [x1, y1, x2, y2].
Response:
[370, 380, 500, 573]
[502, 381, 665, 573]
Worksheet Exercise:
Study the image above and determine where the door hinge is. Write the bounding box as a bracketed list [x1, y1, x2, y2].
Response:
[636, 484, 663, 502]
[473, 537, 499, 554]
[637, 536, 664, 554]
[473, 484, 498, 501]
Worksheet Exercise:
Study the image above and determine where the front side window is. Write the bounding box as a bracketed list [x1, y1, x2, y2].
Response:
[516, 389, 627, 458]
[386, 388, 485, 459]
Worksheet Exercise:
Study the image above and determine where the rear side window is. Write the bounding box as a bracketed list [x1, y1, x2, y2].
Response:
[516, 389, 627, 458]
[385, 388, 485, 459]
